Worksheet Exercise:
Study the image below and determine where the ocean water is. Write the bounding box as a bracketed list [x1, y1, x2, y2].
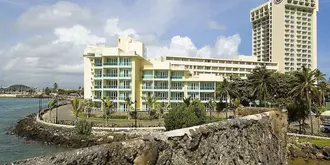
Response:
[0, 98, 69, 164]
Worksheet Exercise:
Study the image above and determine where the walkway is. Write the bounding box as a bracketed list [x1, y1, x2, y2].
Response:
[42, 104, 75, 123]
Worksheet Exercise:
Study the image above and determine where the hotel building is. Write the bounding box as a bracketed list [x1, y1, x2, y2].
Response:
[250, 0, 318, 72]
[83, 37, 278, 111]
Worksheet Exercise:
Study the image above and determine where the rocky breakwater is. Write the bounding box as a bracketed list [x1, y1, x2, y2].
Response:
[8, 113, 136, 148]
[9, 111, 288, 165]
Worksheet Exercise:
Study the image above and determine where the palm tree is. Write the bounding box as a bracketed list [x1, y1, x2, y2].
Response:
[144, 93, 158, 119]
[290, 66, 320, 134]
[125, 97, 134, 119]
[208, 99, 216, 121]
[232, 98, 241, 118]
[216, 78, 236, 119]
[53, 82, 58, 93]
[248, 66, 277, 106]
[71, 97, 84, 121]
[183, 96, 192, 107]
[48, 98, 57, 123]
[101, 96, 113, 125]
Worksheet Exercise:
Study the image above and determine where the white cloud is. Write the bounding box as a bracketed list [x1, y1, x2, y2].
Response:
[53, 25, 106, 45]
[207, 20, 227, 30]
[17, 1, 91, 30]
[145, 34, 241, 59]
[104, 18, 138, 37]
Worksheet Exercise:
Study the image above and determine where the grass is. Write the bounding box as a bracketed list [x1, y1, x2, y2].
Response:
[298, 138, 330, 147]
[288, 158, 330, 165]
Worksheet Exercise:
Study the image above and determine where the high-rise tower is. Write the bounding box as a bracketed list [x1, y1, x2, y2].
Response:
[251, 0, 318, 72]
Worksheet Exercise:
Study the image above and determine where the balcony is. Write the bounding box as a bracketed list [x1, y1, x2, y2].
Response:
[142, 75, 153, 80]
[94, 63, 102, 67]
[119, 85, 130, 89]
[171, 76, 183, 80]
[119, 62, 132, 66]
[103, 74, 117, 78]
[154, 86, 168, 90]
[200, 97, 212, 101]
[119, 74, 132, 78]
[154, 75, 168, 79]
[103, 85, 117, 89]
[94, 96, 101, 99]
[142, 86, 153, 89]
[94, 74, 102, 78]
[94, 86, 102, 89]
[171, 97, 183, 101]
[200, 87, 215, 90]
[171, 86, 183, 90]
[103, 62, 117, 66]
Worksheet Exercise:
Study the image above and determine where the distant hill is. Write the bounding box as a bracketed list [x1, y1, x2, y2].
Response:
[5, 85, 32, 91]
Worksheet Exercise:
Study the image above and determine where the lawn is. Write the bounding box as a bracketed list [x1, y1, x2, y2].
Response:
[298, 138, 330, 147]
[288, 158, 330, 165]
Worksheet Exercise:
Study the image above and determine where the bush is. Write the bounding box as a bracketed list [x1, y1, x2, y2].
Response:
[75, 120, 92, 136]
[164, 100, 206, 131]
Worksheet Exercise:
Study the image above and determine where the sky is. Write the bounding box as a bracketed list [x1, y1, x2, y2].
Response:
[0, 0, 329, 89]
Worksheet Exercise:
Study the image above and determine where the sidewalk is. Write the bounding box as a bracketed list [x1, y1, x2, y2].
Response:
[42, 104, 75, 123]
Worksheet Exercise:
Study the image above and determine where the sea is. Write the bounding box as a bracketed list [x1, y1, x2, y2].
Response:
[0, 98, 69, 164]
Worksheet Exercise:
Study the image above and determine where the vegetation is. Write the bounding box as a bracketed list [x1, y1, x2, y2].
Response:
[298, 138, 330, 147]
[216, 78, 237, 119]
[74, 120, 92, 136]
[143, 93, 158, 119]
[101, 96, 114, 124]
[164, 99, 206, 131]
[71, 97, 84, 121]
[47, 98, 57, 123]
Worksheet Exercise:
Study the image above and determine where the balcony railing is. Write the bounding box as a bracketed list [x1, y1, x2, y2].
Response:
[103, 74, 117, 77]
[94, 86, 102, 89]
[154, 86, 168, 89]
[171, 97, 183, 101]
[119, 62, 132, 66]
[95, 63, 102, 66]
[103, 85, 117, 89]
[119, 74, 132, 77]
[94, 74, 102, 77]
[103, 62, 117, 66]
[154, 75, 168, 79]
[188, 87, 199, 90]
[142, 75, 153, 79]
[94, 96, 101, 99]
[200, 87, 214, 90]
[171, 86, 183, 90]
[200, 97, 212, 101]
[171, 76, 183, 79]
[142, 86, 153, 89]
[119, 85, 130, 89]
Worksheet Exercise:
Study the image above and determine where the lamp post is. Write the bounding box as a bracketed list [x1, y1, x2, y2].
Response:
[134, 100, 137, 128]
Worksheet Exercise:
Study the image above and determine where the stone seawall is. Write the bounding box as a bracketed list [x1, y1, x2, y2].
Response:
[9, 111, 287, 165]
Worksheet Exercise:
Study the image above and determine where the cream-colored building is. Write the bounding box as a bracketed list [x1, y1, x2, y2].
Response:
[83, 37, 278, 112]
[251, 0, 318, 72]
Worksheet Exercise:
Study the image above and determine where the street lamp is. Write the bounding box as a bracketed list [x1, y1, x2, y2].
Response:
[134, 100, 137, 128]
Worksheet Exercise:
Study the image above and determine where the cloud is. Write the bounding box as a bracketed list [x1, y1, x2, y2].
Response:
[53, 25, 106, 45]
[104, 18, 138, 37]
[145, 34, 241, 59]
[17, 1, 91, 30]
[207, 20, 227, 30]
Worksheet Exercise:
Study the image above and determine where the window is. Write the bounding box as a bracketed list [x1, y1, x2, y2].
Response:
[188, 82, 199, 90]
[119, 57, 132, 66]
[171, 82, 183, 90]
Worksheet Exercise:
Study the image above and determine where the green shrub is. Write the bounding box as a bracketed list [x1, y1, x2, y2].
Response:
[108, 115, 128, 119]
[75, 120, 92, 136]
[165, 100, 206, 131]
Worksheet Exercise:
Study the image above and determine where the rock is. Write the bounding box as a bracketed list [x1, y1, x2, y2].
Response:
[97, 138, 103, 142]
[316, 152, 324, 159]
[107, 135, 114, 140]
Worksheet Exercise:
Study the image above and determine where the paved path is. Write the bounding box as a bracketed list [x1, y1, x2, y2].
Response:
[42, 104, 75, 123]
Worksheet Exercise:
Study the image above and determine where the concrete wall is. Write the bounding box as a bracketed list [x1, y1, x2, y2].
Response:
[15, 111, 287, 165]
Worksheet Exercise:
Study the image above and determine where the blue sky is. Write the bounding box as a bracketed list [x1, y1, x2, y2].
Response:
[0, 0, 329, 88]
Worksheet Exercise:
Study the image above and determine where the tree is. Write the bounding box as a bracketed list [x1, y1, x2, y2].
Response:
[182, 96, 192, 107]
[47, 98, 57, 123]
[71, 97, 84, 121]
[164, 100, 206, 131]
[290, 66, 321, 134]
[144, 93, 158, 119]
[53, 82, 58, 93]
[101, 96, 113, 125]
[44, 87, 51, 95]
[208, 99, 216, 121]
[216, 78, 237, 119]
[248, 66, 277, 106]
[232, 98, 241, 118]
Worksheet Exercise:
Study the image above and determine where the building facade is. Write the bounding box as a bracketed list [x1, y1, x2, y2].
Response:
[83, 37, 278, 112]
[250, 0, 318, 72]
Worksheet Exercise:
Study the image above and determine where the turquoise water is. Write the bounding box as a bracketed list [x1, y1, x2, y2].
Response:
[0, 98, 68, 164]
